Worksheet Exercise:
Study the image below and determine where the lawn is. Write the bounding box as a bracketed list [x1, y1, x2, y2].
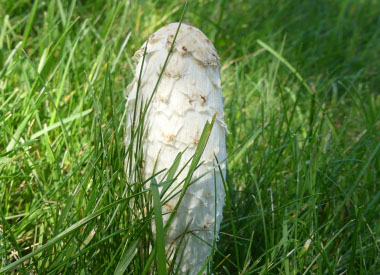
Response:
[0, 0, 379, 274]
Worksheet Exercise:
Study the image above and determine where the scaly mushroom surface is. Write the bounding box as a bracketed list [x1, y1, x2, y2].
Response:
[125, 22, 227, 274]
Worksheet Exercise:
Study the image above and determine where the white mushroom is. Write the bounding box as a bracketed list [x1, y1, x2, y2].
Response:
[125, 22, 227, 274]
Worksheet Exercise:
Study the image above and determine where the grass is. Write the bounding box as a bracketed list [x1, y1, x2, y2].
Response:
[1, 0, 379, 273]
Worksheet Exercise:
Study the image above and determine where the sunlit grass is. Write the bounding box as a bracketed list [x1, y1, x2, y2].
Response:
[0, 0, 379, 274]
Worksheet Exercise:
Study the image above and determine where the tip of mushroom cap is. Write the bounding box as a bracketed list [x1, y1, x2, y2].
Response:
[182, 21, 195, 27]
[136, 22, 220, 68]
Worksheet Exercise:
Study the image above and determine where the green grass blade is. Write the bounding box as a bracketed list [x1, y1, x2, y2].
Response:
[114, 238, 140, 275]
[29, 109, 92, 140]
[21, 0, 39, 48]
[6, 113, 32, 152]
[151, 178, 168, 275]
[257, 39, 313, 95]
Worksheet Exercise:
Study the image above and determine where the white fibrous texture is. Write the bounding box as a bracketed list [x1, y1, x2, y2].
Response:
[125, 22, 227, 274]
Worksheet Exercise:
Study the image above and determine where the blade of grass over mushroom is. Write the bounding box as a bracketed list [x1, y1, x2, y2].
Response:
[165, 152, 183, 182]
[198, 167, 219, 274]
[164, 114, 216, 232]
[171, 226, 190, 274]
[160, 151, 183, 198]
[151, 178, 168, 275]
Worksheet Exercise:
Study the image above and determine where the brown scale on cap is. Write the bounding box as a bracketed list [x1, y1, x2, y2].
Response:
[200, 95, 207, 105]
[193, 137, 200, 146]
[182, 21, 195, 27]
[161, 131, 176, 142]
[164, 203, 174, 211]
[203, 220, 214, 229]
